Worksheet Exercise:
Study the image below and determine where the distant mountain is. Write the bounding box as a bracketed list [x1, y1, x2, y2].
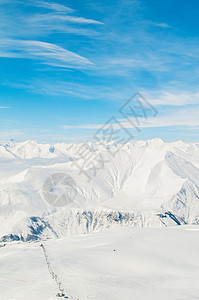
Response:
[1, 138, 199, 241]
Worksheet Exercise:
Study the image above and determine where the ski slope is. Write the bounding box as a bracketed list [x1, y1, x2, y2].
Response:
[0, 225, 199, 300]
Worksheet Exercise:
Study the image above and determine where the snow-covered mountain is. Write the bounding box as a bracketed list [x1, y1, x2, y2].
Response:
[1, 138, 199, 242]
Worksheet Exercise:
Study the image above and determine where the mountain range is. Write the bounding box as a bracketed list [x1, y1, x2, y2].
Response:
[1, 138, 199, 242]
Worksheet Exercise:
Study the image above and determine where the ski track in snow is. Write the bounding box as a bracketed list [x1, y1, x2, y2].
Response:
[40, 243, 72, 299]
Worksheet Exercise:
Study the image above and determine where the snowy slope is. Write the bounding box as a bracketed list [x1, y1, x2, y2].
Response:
[0, 226, 199, 300]
[1, 139, 199, 241]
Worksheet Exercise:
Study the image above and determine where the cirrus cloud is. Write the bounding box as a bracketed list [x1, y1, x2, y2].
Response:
[0, 39, 93, 68]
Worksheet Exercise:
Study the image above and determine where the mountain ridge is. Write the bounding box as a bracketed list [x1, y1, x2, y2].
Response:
[1, 138, 199, 241]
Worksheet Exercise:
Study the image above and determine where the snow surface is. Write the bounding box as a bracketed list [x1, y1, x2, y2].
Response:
[0, 225, 199, 300]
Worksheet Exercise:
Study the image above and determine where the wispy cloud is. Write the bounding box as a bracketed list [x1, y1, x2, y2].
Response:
[0, 106, 11, 109]
[61, 106, 199, 130]
[0, 40, 93, 68]
[0, 0, 102, 70]
[147, 21, 171, 28]
[34, 1, 74, 13]
[28, 13, 103, 25]
[0, 130, 25, 138]
[1, 0, 199, 143]
[0, 0, 102, 38]
[106, 55, 170, 73]
[6, 80, 133, 101]
[144, 90, 199, 106]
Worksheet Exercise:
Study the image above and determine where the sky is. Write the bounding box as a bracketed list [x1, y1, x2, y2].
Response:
[0, 0, 199, 143]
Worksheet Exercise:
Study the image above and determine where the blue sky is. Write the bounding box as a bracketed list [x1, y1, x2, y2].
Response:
[0, 0, 199, 143]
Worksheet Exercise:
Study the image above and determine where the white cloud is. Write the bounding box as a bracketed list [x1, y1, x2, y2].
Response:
[148, 21, 170, 28]
[62, 124, 102, 130]
[61, 106, 199, 130]
[0, 130, 25, 138]
[103, 51, 173, 74]
[0, 0, 103, 45]
[143, 90, 199, 106]
[0, 1, 102, 69]
[6, 80, 131, 100]
[28, 13, 103, 25]
[34, 1, 74, 13]
[0, 39, 93, 68]
[60, 15, 103, 25]
[0, 106, 11, 109]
